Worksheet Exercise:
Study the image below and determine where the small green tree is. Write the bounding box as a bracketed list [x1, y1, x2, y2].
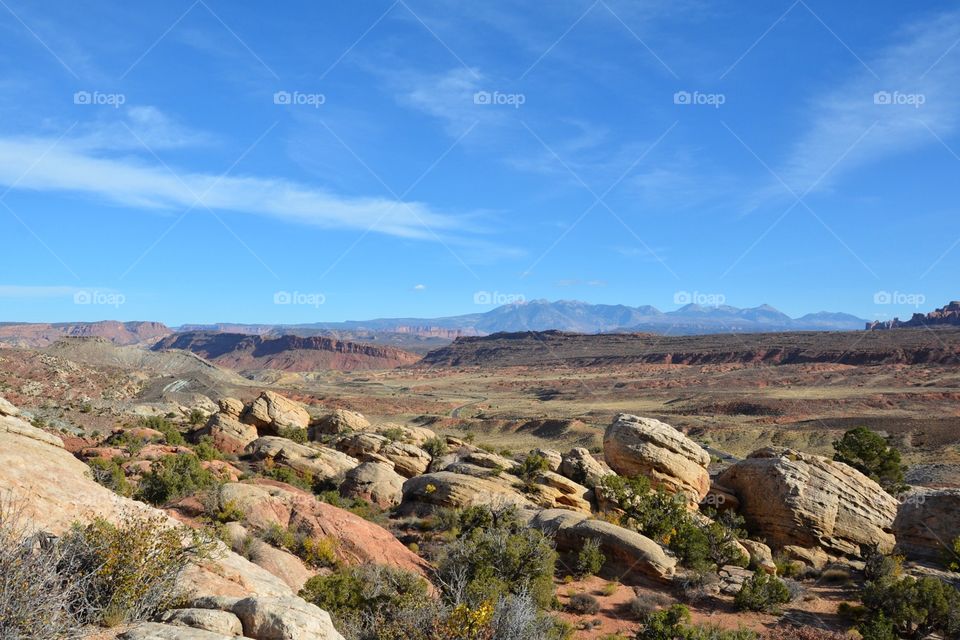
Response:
[734, 571, 791, 613]
[600, 474, 690, 543]
[575, 538, 605, 578]
[137, 453, 215, 505]
[833, 427, 907, 495]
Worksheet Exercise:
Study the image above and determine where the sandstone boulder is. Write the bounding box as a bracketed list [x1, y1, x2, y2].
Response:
[559, 447, 615, 488]
[330, 432, 431, 477]
[894, 487, 960, 562]
[401, 471, 537, 513]
[530, 509, 676, 583]
[308, 409, 370, 437]
[374, 423, 436, 446]
[193, 413, 259, 454]
[531, 448, 563, 472]
[340, 461, 405, 508]
[740, 539, 776, 574]
[715, 447, 898, 558]
[603, 414, 710, 502]
[241, 391, 310, 435]
[245, 437, 358, 481]
[157, 608, 244, 636]
[231, 596, 343, 640]
[218, 397, 244, 419]
[120, 623, 236, 639]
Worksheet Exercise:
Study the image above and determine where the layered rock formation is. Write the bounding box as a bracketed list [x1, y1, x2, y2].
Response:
[714, 447, 899, 558]
[603, 414, 710, 502]
[893, 487, 960, 562]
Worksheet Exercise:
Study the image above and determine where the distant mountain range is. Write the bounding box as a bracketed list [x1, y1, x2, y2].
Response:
[182, 300, 868, 337]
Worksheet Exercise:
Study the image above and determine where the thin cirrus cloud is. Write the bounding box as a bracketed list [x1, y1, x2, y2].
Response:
[0, 114, 474, 241]
[760, 10, 960, 203]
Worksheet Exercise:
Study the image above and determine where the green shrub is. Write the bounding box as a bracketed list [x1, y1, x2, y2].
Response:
[187, 409, 206, 426]
[299, 564, 430, 631]
[636, 604, 757, 640]
[575, 537, 605, 578]
[277, 426, 308, 444]
[734, 572, 791, 613]
[87, 457, 132, 497]
[261, 465, 314, 491]
[858, 574, 960, 639]
[136, 453, 216, 505]
[192, 435, 222, 461]
[260, 522, 338, 569]
[600, 474, 690, 543]
[943, 537, 960, 573]
[422, 437, 448, 458]
[668, 511, 748, 574]
[833, 427, 908, 495]
[57, 514, 211, 626]
[434, 506, 557, 609]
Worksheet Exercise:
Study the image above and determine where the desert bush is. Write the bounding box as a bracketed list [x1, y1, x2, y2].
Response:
[86, 457, 132, 497]
[668, 510, 748, 573]
[628, 592, 675, 619]
[0, 499, 80, 639]
[57, 514, 210, 626]
[0, 500, 210, 637]
[422, 437, 448, 458]
[734, 571, 791, 613]
[191, 435, 222, 461]
[137, 453, 216, 505]
[575, 537, 605, 578]
[187, 409, 206, 426]
[139, 416, 185, 446]
[433, 506, 557, 609]
[861, 544, 903, 582]
[819, 567, 852, 585]
[601, 582, 618, 596]
[277, 426, 308, 444]
[856, 574, 960, 639]
[600, 475, 689, 543]
[833, 427, 907, 495]
[299, 563, 431, 636]
[635, 604, 757, 640]
[260, 464, 314, 491]
[761, 627, 853, 640]
[568, 592, 600, 615]
[260, 522, 338, 569]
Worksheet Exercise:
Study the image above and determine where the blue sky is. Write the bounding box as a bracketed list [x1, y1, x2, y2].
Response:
[0, 0, 958, 325]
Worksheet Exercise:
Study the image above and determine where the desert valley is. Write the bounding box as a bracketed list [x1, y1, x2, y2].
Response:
[1, 300, 959, 639]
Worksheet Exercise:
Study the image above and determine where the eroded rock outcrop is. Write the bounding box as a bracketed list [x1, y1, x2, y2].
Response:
[529, 509, 676, 583]
[192, 413, 259, 454]
[715, 447, 898, 558]
[245, 437, 358, 481]
[241, 391, 310, 435]
[308, 409, 370, 437]
[894, 487, 960, 562]
[559, 447, 615, 489]
[339, 461, 405, 508]
[603, 414, 710, 501]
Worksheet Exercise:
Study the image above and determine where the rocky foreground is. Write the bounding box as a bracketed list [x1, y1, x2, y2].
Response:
[2, 391, 960, 638]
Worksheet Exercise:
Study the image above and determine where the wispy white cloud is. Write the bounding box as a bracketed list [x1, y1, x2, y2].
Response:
[0, 113, 475, 240]
[764, 10, 960, 201]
